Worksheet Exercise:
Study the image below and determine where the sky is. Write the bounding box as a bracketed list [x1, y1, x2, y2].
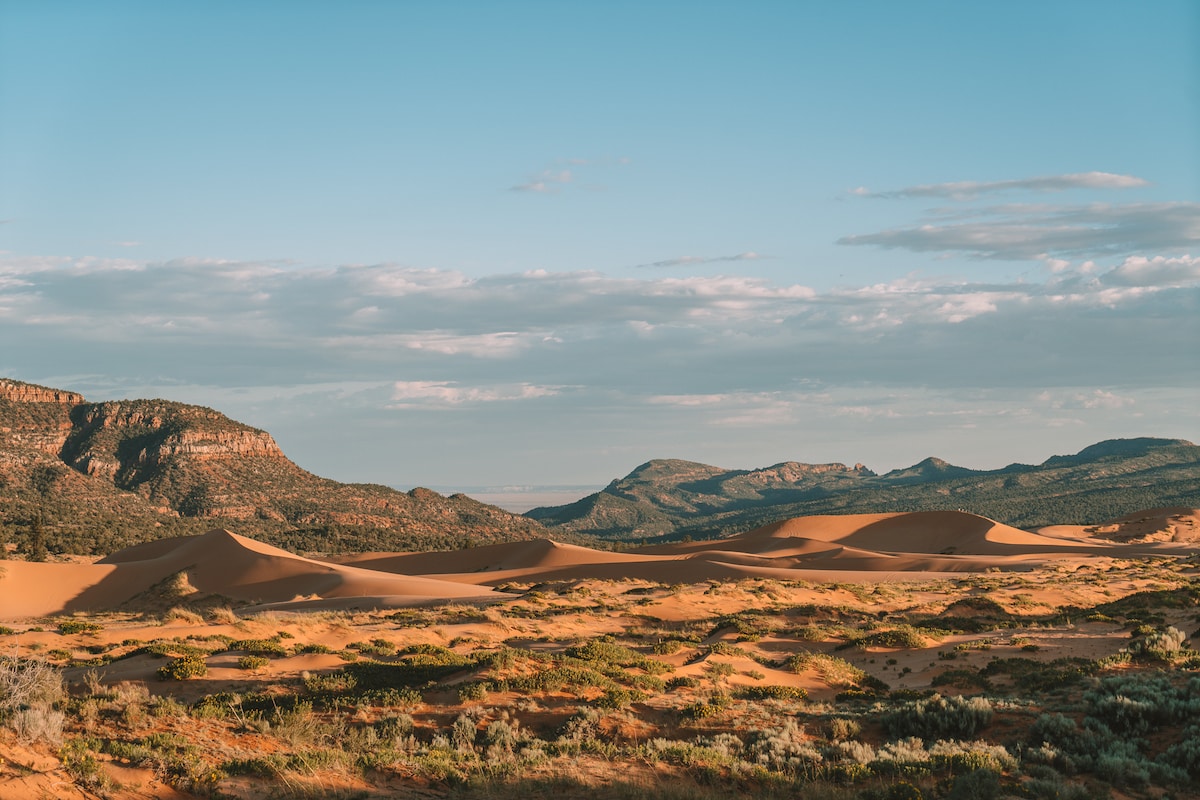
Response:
[2, 1, 1198, 495]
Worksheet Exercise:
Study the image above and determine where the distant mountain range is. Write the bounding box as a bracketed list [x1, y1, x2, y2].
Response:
[526, 439, 1200, 541]
[0, 379, 546, 556]
[4, 377, 1196, 556]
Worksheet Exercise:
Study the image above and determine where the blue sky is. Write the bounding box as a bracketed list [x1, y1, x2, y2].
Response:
[2, 1, 1198, 492]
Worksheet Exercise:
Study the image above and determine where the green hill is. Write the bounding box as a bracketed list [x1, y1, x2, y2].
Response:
[527, 439, 1200, 541]
[0, 378, 549, 556]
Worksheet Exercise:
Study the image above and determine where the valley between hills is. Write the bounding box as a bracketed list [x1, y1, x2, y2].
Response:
[2, 377, 1200, 799]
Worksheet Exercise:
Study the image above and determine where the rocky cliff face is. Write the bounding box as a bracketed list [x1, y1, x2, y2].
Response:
[62, 401, 284, 482]
[0, 379, 550, 555]
[0, 379, 83, 455]
[0, 379, 85, 406]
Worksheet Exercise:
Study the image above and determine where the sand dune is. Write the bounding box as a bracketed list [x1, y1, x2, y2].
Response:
[1038, 507, 1200, 544]
[330, 537, 661, 575]
[2, 529, 497, 619]
[3, 510, 1197, 620]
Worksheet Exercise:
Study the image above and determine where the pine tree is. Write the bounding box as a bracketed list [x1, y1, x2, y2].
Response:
[27, 516, 48, 562]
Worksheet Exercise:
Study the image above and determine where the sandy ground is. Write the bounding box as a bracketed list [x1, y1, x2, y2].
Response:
[3, 509, 1195, 621]
[2, 507, 1199, 799]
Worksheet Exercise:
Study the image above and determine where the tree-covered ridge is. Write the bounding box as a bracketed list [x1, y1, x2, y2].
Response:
[528, 438, 1200, 541]
[0, 379, 551, 556]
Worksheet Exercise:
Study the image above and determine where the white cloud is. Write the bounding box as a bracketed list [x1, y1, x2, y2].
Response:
[647, 393, 731, 407]
[636, 251, 767, 268]
[325, 331, 539, 358]
[1036, 389, 1137, 411]
[1106, 254, 1200, 287]
[839, 202, 1200, 260]
[390, 380, 561, 407]
[856, 171, 1149, 200]
[510, 156, 630, 194]
[2, 252, 1195, 427]
[510, 166, 575, 193]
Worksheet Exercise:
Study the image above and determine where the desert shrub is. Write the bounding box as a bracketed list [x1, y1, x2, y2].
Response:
[681, 692, 730, 719]
[0, 656, 65, 742]
[60, 737, 112, 793]
[458, 681, 489, 702]
[882, 694, 993, 739]
[450, 713, 477, 750]
[303, 670, 358, 695]
[946, 768, 1001, 800]
[343, 654, 470, 690]
[1127, 626, 1188, 661]
[228, 638, 287, 656]
[928, 739, 1016, 773]
[745, 718, 823, 773]
[567, 638, 641, 665]
[826, 738, 876, 766]
[735, 684, 808, 701]
[594, 687, 646, 709]
[295, 643, 333, 654]
[846, 626, 930, 650]
[827, 717, 861, 741]
[1028, 710, 1161, 788]
[237, 655, 270, 671]
[1084, 673, 1200, 735]
[558, 708, 601, 743]
[980, 657, 1096, 691]
[374, 713, 415, 739]
[270, 700, 338, 747]
[931, 668, 990, 691]
[874, 736, 931, 770]
[156, 654, 208, 681]
[705, 661, 735, 679]
[484, 719, 518, 751]
[666, 676, 700, 691]
[1158, 723, 1200, 777]
[11, 702, 65, 744]
[786, 651, 868, 688]
[57, 620, 103, 635]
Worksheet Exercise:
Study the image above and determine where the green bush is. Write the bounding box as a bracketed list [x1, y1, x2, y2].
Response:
[156, 655, 208, 681]
[457, 681, 488, 702]
[237, 655, 270, 671]
[882, 693, 993, 739]
[734, 685, 807, 701]
[228, 639, 287, 657]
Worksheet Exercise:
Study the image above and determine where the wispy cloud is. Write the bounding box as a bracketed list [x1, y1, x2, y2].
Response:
[510, 169, 573, 193]
[6, 250, 1195, 483]
[839, 202, 1200, 260]
[1106, 254, 1200, 287]
[853, 171, 1149, 201]
[390, 380, 562, 407]
[509, 156, 629, 194]
[636, 251, 767, 269]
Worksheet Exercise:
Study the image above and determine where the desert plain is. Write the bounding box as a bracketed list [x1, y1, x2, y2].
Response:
[3, 507, 1200, 799]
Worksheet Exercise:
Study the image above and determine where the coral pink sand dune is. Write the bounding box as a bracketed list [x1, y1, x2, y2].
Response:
[330, 537, 663, 575]
[1, 529, 497, 620]
[3, 511, 1195, 620]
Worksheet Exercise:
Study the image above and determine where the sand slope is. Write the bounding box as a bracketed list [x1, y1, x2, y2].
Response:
[1, 529, 497, 619]
[3, 511, 1197, 620]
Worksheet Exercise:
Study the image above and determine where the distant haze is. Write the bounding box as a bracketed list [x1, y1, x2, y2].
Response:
[427, 488, 601, 514]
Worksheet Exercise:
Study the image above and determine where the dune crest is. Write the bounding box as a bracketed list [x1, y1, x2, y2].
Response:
[4, 510, 1197, 620]
[2, 528, 498, 619]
